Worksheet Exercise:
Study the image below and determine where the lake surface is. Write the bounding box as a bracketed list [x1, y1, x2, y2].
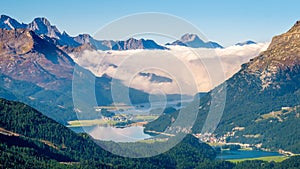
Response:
[216, 150, 282, 160]
[70, 125, 152, 142]
[69, 100, 191, 142]
[112, 99, 192, 115]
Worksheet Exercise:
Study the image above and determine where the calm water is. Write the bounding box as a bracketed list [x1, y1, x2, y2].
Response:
[70, 125, 151, 142]
[112, 99, 192, 115]
[69, 126, 94, 133]
[216, 150, 282, 160]
[68, 100, 190, 142]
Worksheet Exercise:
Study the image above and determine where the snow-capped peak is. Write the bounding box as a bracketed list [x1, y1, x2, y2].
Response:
[27, 17, 61, 39]
[0, 15, 26, 30]
[235, 40, 257, 46]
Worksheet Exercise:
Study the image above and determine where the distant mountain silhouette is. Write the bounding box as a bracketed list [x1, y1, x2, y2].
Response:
[166, 33, 223, 48]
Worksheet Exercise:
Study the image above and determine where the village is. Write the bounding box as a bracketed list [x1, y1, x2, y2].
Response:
[193, 126, 295, 156]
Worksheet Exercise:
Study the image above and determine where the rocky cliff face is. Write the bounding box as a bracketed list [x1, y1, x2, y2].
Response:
[0, 28, 74, 90]
[27, 17, 60, 39]
[26, 17, 80, 47]
[241, 21, 300, 90]
[0, 29, 33, 55]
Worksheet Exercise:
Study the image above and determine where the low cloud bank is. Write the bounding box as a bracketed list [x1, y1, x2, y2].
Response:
[70, 43, 269, 95]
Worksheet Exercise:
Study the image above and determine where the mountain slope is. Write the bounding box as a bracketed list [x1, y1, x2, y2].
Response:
[0, 28, 75, 123]
[0, 98, 114, 168]
[0, 99, 298, 169]
[0, 27, 153, 123]
[192, 21, 300, 153]
[0, 28, 74, 90]
[0, 29, 75, 122]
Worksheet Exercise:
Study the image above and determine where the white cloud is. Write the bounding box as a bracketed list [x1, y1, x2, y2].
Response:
[69, 42, 269, 95]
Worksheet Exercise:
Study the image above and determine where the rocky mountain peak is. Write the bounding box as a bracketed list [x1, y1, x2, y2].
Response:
[287, 20, 300, 34]
[0, 15, 169, 51]
[0, 15, 26, 30]
[74, 34, 92, 43]
[166, 33, 223, 48]
[112, 38, 167, 50]
[33, 17, 51, 26]
[243, 21, 300, 89]
[180, 33, 201, 42]
[27, 17, 60, 39]
[235, 40, 256, 46]
[62, 31, 69, 36]
[0, 14, 10, 20]
[267, 21, 300, 51]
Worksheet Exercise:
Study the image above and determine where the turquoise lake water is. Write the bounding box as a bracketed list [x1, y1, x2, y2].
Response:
[216, 150, 282, 160]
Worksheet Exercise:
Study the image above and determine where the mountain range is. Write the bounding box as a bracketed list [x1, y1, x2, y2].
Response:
[0, 14, 299, 157]
[0, 15, 229, 51]
[0, 15, 195, 123]
[0, 15, 154, 123]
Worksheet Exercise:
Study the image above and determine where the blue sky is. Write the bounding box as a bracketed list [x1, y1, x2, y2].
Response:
[1, 0, 300, 46]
